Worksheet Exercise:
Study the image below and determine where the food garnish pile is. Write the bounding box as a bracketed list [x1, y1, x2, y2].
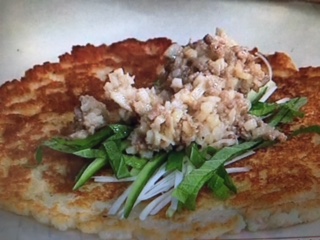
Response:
[1, 25, 320, 239]
[36, 29, 317, 221]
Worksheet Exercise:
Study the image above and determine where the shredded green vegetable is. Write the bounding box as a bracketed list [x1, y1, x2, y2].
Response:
[172, 141, 260, 210]
[249, 102, 277, 117]
[268, 97, 307, 127]
[166, 150, 184, 172]
[35, 92, 314, 218]
[73, 157, 108, 190]
[207, 166, 237, 200]
[123, 152, 167, 218]
[187, 143, 206, 168]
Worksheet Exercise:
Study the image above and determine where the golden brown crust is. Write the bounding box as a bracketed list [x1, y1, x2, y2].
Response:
[0, 40, 320, 239]
[266, 52, 298, 78]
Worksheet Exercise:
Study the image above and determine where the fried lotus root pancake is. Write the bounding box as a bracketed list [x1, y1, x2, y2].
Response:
[0, 38, 319, 240]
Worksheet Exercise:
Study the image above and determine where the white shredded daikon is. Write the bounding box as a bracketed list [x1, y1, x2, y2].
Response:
[224, 150, 255, 166]
[226, 167, 251, 174]
[139, 190, 173, 220]
[166, 170, 184, 217]
[259, 81, 277, 103]
[139, 172, 175, 200]
[138, 164, 167, 198]
[94, 176, 136, 183]
[276, 97, 291, 104]
[108, 184, 133, 215]
[150, 193, 172, 215]
[106, 150, 255, 219]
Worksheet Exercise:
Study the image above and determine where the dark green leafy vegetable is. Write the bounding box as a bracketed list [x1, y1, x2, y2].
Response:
[172, 141, 260, 210]
[207, 166, 237, 200]
[35, 125, 128, 163]
[103, 140, 131, 179]
[269, 97, 307, 127]
[107, 124, 132, 140]
[75, 163, 90, 182]
[119, 140, 131, 152]
[47, 127, 113, 151]
[187, 143, 206, 168]
[123, 155, 148, 170]
[73, 157, 109, 190]
[250, 102, 277, 117]
[35, 138, 86, 164]
[201, 146, 218, 158]
[36, 124, 134, 189]
[72, 124, 139, 189]
[35, 89, 311, 218]
[73, 149, 106, 159]
[250, 97, 307, 124]
[166, 150, 185, 172]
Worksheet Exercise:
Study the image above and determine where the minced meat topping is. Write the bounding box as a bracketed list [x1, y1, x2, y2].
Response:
[72, 29, 286, 158]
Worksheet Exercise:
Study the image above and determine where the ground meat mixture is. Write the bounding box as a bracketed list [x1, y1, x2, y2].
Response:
[72, 29, 286, 157]
[164, 29, 268, 94]
[70, 95, 109, 139]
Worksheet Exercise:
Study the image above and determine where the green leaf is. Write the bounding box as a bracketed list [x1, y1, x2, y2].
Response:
[41, 138, 82, 154]
[292, 125, 320, 136]
[201, 146, 218, 158]
[39, 124, 132, 158]
[217, 166, 237, 193]
[39, 126, 114, 155]
[166, 150, 185, 172]
[108, 124, 132, 141]
[172, 159, 224, 210]
[123, 152, 167, 218]
[103, 140, 131, 179]
[73, 157, 108, 190]
[172, 141, 260, 210]
[73, 149, 106, 159]
[130, 168, 141, 177]
[186, 143, 206, 168]
[60, 127, 113, 149]
[207, 166, 237, 200]
[37, 124, 134, 190]
[208, 174, 231, 200]
[75, 163, 90, 182]
[119, 140, 131, 152]
[269, 97, 307, 127]
[123, 155, 148, 170]
[250, 102, 278, 117]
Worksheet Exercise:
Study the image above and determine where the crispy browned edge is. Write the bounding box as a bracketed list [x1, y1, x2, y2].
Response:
[0, 41, 319, 239]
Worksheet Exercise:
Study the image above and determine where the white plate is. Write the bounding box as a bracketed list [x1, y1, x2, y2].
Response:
[1, 0, 320, 239]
